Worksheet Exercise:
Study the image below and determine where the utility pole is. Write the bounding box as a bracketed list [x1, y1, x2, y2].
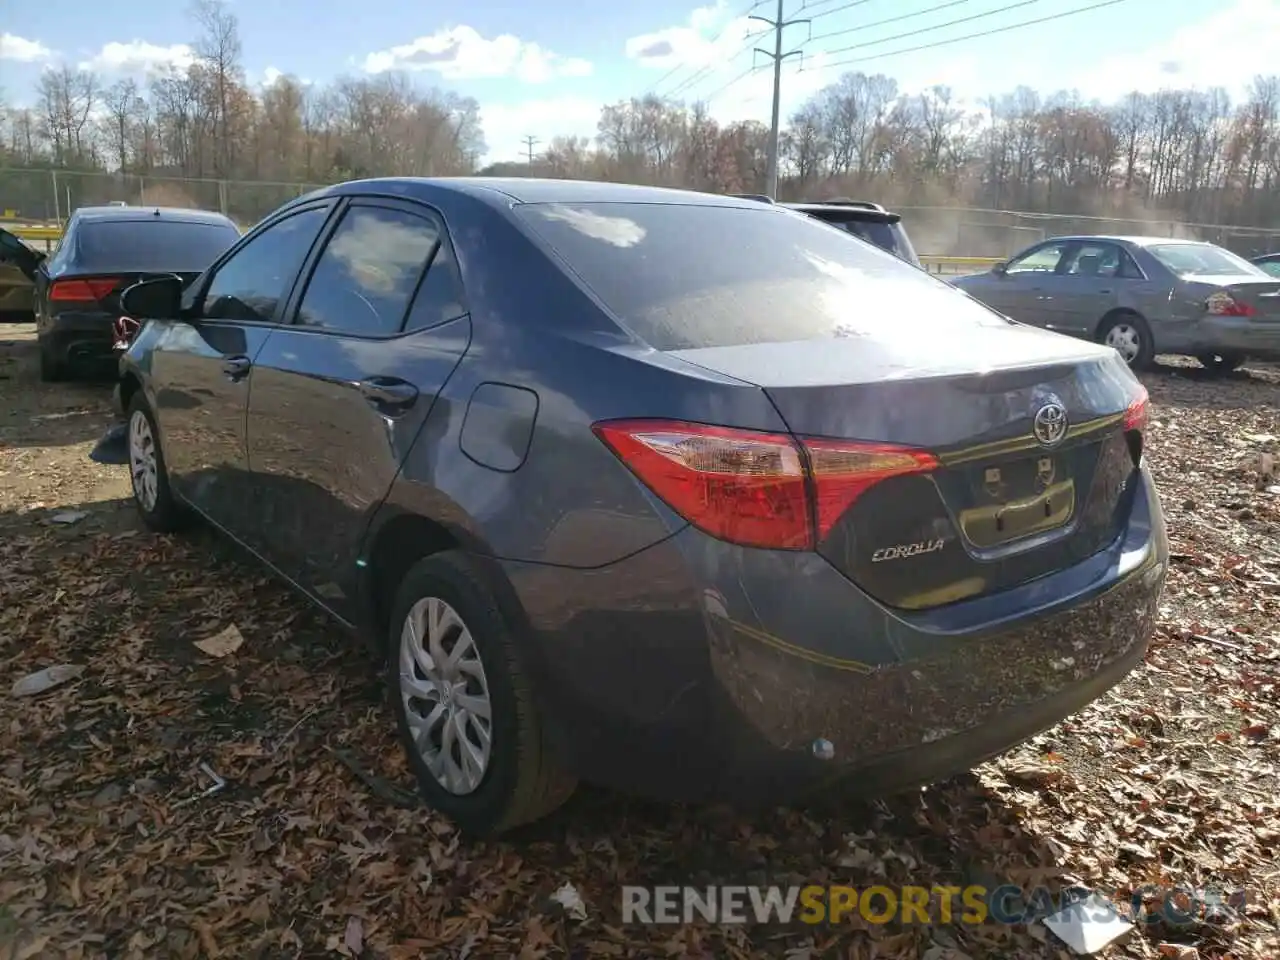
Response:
[750, 0, 809, 200]
[521, 135, 540, 165]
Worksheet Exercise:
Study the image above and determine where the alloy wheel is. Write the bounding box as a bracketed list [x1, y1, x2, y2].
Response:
[397, 596, 494, 795]
[128, 409, 159, 512]
[1104, 323, 1142, 364]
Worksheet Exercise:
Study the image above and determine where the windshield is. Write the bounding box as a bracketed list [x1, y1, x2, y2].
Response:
[515, 201, 1008, 351]
[1146, 242, 1264, 277]
[77, 219, 240, 272]
[821, 216, 918, 265]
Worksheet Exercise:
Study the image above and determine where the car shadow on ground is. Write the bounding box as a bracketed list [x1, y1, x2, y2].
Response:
[1, 494, 1084, 953]
[0, 327, 118, 450]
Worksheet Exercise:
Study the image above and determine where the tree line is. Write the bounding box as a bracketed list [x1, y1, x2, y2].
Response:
[2, 0, 1278, 234]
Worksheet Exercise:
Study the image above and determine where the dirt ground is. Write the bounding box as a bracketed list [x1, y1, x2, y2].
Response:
[1, 322, 1278, 960]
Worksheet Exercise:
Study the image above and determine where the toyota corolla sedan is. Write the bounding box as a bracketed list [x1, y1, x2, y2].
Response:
[107, 178, 1168, 835]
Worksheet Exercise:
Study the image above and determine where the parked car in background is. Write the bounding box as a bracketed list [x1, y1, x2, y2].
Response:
[13, 205, 241, 381]
[952, 235, 1280, 374]
[1251, 252, 1280, 278]
[109, 178, 1165, 836]
[734, 195, 922, 267]
[0, 228, 40, 323]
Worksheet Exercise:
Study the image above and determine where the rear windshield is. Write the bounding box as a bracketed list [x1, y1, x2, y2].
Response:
[809, 214, 918, 264]
[1146, 243, 1264, 277]
[515, 202, 1004, 351]
[77, 219, 240, 272]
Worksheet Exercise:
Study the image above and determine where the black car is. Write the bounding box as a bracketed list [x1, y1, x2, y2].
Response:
[735, 195, 921, 267]
[23, 205, 241, 380]
[109, 178, 1166, 836]
[1251, 252, 1280, 278]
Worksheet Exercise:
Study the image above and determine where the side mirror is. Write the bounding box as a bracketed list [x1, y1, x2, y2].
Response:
[992, 261, 1008, 275]
[120, 275, 183, 320]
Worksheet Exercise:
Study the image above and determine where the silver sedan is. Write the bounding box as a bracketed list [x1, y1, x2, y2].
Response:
[952, 236, 1280, 374]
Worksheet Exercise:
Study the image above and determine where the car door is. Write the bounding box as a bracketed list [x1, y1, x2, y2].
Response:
[0, 228, 44, 320]
[242, 197, 471, 621]
[148, 202, 335, 532]
[983, 240, 1074, 327]
[1043, 241, 1143, 337]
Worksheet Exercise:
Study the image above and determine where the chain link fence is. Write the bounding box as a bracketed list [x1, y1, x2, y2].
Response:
[4, 167, 1280, 260]
[897, 205, 1280, 260]
[0, 167, 328, 231]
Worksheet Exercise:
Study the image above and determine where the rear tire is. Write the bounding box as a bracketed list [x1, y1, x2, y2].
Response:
[1097, 312, 1154, 371]
[386, 550, 575, 836]
[38, 340, 65, 382]
[126, 393, 189, 533]
[1196, 352, 1244, 376]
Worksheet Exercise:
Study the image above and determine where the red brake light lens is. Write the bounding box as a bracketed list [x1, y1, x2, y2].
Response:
[1123, 387, 1149, 432]
[1204, 291, 1255, 317]
[591, 419, 938, 550]
[50, 278, 122, 302]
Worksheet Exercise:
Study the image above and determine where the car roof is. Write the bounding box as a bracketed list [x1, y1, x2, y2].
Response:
[72, 205, 237, 226]
[307, 177, 770, 210]
[1045, 234, 1214, 247]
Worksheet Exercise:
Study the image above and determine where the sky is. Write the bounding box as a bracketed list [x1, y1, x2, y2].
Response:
[3, 0, 1280, 167]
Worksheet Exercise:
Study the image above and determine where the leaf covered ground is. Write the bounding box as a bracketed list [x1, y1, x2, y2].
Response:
[1, 323, 1278, 960]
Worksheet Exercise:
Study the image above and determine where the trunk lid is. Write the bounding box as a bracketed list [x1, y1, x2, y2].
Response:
[1215, 278, 1280, 321]
[669, 325, 1144, 609]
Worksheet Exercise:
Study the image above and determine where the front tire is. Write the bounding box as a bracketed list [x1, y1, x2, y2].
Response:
[386, 550, 575, 836]
[1097, 312, 1155, 370]
[126, 393, 188, 532]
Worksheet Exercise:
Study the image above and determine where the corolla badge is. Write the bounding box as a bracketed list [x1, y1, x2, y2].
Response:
[1032, 399, 1069, 448]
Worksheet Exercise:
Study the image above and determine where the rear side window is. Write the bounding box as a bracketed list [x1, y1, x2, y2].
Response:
[77, 219, 240, 272]
[1147, 243, 1263, 277]
[514, 202, 1006, 351]
[1259, 259, 1280, 278]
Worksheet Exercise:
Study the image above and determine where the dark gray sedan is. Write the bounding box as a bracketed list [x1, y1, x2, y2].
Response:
[952, 235, 1280, 374]
[108, 178, 1167, 835]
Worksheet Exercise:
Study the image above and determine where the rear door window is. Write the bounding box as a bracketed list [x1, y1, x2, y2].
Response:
[514, 201, 1007, 351]
[77, 219, 241, 272]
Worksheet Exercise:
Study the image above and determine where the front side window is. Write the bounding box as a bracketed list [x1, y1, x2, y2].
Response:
[1147, 243, 1264, 278]
[202, 206, 329, 323]
[1258, 259, 1280, 278]
[514, 201, 1008, 352]
[1006, 242, 1070, 275]
[295, 206, 440, 336]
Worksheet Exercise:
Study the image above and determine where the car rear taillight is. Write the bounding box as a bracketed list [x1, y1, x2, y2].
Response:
[1204, 291, 1255, 317]
[591, 419, 938, 550]
[1123, 387, 1149, 432]
[49, 277, 122, 302]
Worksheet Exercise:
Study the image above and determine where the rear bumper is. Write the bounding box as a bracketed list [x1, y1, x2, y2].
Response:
[41, 312, 116, 365]
[1162, 316, 1280, 360]
[503, 465, 1167, 806]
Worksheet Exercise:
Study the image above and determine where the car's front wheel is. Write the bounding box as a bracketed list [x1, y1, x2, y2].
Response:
[126, 393, 188, 532]
[1097, 312, 1155, 370]
[386, 550, 575, 836]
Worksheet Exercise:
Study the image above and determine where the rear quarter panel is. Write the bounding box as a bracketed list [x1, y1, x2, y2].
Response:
[374, 192, 790, 568]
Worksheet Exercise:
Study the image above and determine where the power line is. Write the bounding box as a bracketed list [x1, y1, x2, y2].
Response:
[666, 28, 767, 100]
[812, 0, 1132, 72]
[819, 0, 1048, 58]
[811, 0, 975, 44]
[644, 0, 767, 97]
[803, 0, 879, 21]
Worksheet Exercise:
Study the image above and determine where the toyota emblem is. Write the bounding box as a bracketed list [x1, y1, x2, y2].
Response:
[1032, 400, 1068, 448]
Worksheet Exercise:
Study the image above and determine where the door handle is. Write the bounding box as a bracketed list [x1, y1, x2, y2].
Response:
[358, 376, 418, 412]
[1099, 289, 1112, 294]
[223, 355, 251, 381]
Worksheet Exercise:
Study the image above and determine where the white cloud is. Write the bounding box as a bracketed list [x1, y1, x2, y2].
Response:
[79, 40, 195, 74]
[626, 0, 761, 71]
[363, 26, 592, 82]
[1073, 0, 1280, 103]
[263, 66, 284, 86]
[479, 96, 603, 164]
[0, 33, 53, 62]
